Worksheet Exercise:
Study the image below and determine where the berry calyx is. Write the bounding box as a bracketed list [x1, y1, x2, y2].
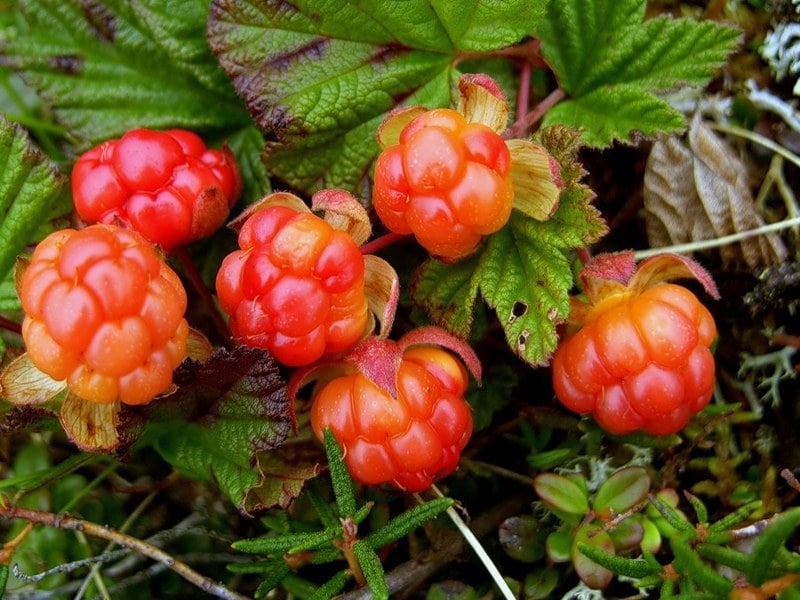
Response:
[215, 198, 370, 366]
[552, 253, 719, 436]
[306, 328, 481, 492]
[18, 224, 189, 406]
[372, 107, 514, 260]
[72, 128, 241, 251]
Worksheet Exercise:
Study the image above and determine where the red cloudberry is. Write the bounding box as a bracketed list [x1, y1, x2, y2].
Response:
[552, 254, 719, 436]
[372, 108, 513, 260]
[310, 343, 474, 492]
[215, 204, 369, 366]
[19, 224, 189, 406]
[72, 128, 241, 251]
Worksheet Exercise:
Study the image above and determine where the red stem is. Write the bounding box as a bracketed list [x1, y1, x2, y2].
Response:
[174, 246, 230, 344]
[503, 87, 567, 140]
[359, 232, 409, 255]
[0, 315, 22, 335]
[516, 61, 531, 124]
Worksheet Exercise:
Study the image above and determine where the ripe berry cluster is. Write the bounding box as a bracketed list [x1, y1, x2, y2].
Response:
[372, 108, 513, 260]
[552, 283, 717, 435]
[72, 128, 240, 251]
[215, 205, 370, 366]
[19, 224, 189, 406]
[310, 346, 473, 492]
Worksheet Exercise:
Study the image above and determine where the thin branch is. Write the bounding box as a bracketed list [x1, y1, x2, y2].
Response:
[359, 232, 409, 256]
[632, 216, 800, 260]
[503, 88, 566, 140]
[0, 315, 22, 335]
[0, 505, 250, 600]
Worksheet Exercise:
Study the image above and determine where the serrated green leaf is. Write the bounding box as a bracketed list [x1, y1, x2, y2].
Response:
[226, 126, 272, 208]
[537, 0, 739, 147]
[136, 346, 292, 516]
[410, 255, 481, 339]
[543, 85, 686, 147]
[0, 116, 65, 282]
[0, 272, 21, 313]
[208, 0, 544, 194]
[1, 0, 250, 147]
[410, 126, 606, 366]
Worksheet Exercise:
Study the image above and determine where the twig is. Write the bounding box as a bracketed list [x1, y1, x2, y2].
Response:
[74, 489, 159, 600]
[0, 315, 22, 335]
[0, 505, 250, 600]
[359, 232, 409, 255]
[516, 61, 531, 124]
[503, 88, 566, 140]
[632, 216, 800, 260]
[710, 122, 800, 169]
[781, 468, 800, 493]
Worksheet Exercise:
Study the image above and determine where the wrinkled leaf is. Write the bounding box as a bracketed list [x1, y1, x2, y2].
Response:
[208, 0, 546, 193]
[0, 116, 65, 282]
[59, 393, 119, 452]
[0, 0, 250, 147]
[134, 346, 292, 515]
[643, 113, 788, 268]
[537, 0, 740, 146]
[243, 450, 322, 512]
[411, 127, 606, 365]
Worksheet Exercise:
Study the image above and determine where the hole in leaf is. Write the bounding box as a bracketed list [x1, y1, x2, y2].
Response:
[508, 301, 528, 324]
[517, 330, 530, 351]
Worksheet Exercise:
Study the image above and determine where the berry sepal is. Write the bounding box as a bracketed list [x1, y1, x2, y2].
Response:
[0, 328, 212, 452]
[569, 251, 720, 328]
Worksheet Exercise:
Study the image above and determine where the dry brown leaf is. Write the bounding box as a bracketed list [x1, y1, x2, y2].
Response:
[643, 113, 787, 268]
[59, 393, 120, 452]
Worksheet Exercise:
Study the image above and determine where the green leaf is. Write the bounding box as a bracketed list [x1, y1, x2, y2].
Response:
[309, 570, 351, 600]
[365, 497, 453, 550]
[1, 0, 250, 147]
[572, 524, 615, 589]
[208, 0, 545, 194]
[543, 85, 685, 147]
[226, 126, 272, 208]
[593, 466, 650, 516]
[466, 364, 518, 431]
[411, 127, 606, 366]
[353, 539, 388, 599]
[576, 542, 659, 579]
[537, 0, 740, 147]
[747, 507, 800, 586]
[233, 527, 338, 555]
[136, 346, 292, 516]
[0, 116, 65, 281]
[324, 428, 357, 518]
[533, 473, 589, 518]
[670, 537, 733, 596]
